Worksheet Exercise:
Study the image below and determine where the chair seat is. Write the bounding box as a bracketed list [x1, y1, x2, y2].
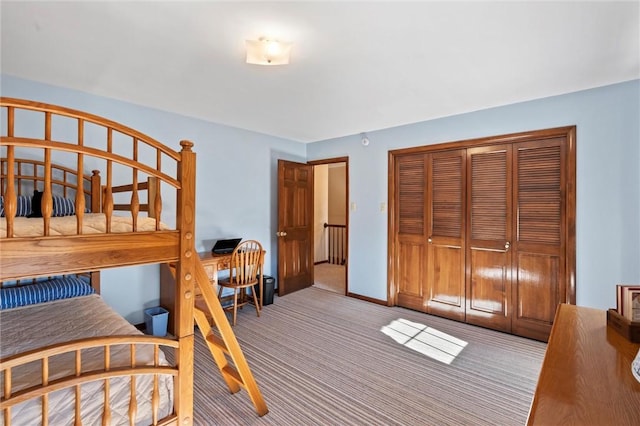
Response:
[218, 279, 257, 290]
[218, 279, 255, 310]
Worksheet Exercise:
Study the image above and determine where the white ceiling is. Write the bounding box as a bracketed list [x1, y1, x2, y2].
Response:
[1, 1, 638, 143]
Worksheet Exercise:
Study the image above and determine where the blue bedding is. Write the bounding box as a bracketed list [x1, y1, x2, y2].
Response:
[0, 275, 95, 310]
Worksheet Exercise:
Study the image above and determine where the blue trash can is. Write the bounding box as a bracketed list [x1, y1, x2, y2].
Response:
[144, 307, 169, 336]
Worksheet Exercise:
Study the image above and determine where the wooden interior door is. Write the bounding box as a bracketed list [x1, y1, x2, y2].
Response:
[466, 145, 513, 332]
[511, 138, 567, 341]
[277, 160, 313, 296]
[426, 150, 466, 321]
[392, 153, 428, 311]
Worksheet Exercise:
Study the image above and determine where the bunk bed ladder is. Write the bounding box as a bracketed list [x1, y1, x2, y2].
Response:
[192, 259, 269, 417]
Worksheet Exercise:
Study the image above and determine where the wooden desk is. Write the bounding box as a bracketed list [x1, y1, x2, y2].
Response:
[160, 250, 265, 332]
[197, 251, 233, 294]
[527, 304, 640, 425]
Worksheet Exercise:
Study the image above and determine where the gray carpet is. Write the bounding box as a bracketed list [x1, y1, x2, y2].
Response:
[186, 287, 546, 425]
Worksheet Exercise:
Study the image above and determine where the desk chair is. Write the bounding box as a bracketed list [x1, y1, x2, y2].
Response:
[218, 239, 264, 326]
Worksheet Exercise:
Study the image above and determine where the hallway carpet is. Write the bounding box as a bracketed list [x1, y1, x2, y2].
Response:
[313, 263, 346, 294]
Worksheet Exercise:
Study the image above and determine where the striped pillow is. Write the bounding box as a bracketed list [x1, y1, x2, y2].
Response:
[0, 195, 32, 217]
[52, 195, 77, 217]
[0, 195, 90, 217]
[16, 195, 32, 216]
[0, 275, 95, 310]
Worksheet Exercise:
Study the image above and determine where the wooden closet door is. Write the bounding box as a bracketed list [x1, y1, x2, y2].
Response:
[426, 150, 466, 320]
[394, 153, 428, 312]
[511, 138, 566, 341]
[466, 145, 513, 332]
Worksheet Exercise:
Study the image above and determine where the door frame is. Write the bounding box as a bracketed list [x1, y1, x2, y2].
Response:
[308, 156, 350, 295]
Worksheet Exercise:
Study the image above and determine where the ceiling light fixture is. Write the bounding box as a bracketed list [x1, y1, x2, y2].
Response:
[245, 37, 292, 65]
[361, 133, 370, 146]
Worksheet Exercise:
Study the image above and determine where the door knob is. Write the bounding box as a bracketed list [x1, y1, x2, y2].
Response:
[505, 241, 511, 251]
[428, 237, 432, 244]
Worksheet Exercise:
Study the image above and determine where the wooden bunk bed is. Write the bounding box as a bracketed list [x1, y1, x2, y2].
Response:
[0, 98, 267, 425]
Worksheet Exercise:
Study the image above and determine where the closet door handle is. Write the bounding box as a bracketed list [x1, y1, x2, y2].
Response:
[505, 241, 511, 251]
[428, 237, 432, 244]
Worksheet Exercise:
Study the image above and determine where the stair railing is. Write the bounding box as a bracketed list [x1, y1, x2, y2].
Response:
[323, 223, 346, 265]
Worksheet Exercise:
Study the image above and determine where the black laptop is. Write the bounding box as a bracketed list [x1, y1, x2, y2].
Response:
[211, 238, 242, 254]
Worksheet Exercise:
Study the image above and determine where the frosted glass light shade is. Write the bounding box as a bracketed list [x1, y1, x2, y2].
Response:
[245, 38, 292, 65]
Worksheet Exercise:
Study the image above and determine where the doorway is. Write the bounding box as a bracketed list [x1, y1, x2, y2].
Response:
[311, 158, 348, 295]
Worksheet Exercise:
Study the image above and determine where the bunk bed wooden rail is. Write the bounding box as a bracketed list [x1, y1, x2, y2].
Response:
[1, 336, 180, 426]
[0, 97, 195, 281]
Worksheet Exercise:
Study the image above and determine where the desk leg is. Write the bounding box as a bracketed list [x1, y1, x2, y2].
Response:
[211, 264, 219, 294]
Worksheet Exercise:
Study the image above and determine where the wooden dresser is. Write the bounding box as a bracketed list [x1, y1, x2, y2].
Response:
[527, 304, 640, 425]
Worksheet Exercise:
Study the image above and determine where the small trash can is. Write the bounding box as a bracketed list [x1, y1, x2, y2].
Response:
[254, 275, 275, 306]
[144, 307, 169, 336]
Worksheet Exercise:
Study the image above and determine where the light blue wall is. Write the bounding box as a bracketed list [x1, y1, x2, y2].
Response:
[308, 79, 640, 311]
[3, 75, 638, 318]
[1, 74, 306, 323]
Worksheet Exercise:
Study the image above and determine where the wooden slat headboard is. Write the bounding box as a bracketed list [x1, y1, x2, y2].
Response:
[1, 157, 101, 212]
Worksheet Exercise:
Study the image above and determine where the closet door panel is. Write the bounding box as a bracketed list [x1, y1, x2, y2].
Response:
[397, 237, 427, 311]
[511, 138, 566, 340]
[515, 252, 559, 321]
[394, 153, 428, 312]
[426, 150, 466, 320]
[428, 245, 465, 319]
[466, 145, 512, 332]
[468, 249, 510, 317]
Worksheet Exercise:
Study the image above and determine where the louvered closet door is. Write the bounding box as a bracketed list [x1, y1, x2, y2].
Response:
[394, 153, 428, 312]
[466, 145, 513, 332]
[426, 150, 466, 321]
[511, 138, 566, 341]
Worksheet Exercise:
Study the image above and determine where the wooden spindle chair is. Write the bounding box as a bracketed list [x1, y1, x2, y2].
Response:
[217, 240, 264, 325]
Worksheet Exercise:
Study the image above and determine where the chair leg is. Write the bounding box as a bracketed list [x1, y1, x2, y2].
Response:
[251, 288, 261, 318]
[239, 288, 245, 310]
[232, 288, 238, 326]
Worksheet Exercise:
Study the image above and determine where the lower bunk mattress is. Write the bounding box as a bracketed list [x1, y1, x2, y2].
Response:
[0, 293, 174, 425]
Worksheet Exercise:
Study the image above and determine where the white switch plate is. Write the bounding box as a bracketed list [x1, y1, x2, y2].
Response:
[351, 202, 357, 211]
[380, 202, 386, 212]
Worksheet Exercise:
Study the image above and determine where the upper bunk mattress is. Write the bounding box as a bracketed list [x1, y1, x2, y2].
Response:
[0, 213, 168, 238]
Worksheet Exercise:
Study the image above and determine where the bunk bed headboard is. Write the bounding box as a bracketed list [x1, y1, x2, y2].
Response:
[1, 157, 101, 212]
[1, 157, 162, 221]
